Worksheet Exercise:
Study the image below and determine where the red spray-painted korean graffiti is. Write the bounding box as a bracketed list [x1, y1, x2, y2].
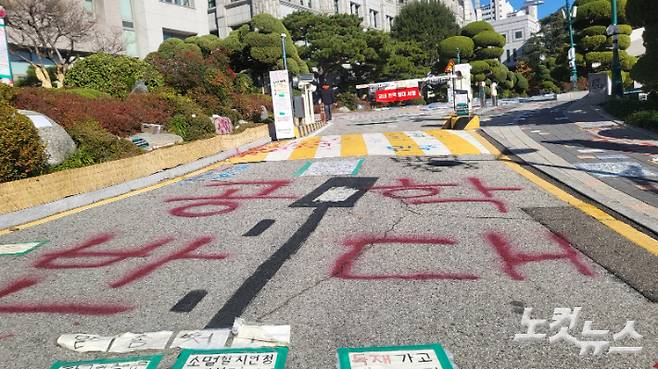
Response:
[0, 234, 228, 315]
[332, 232, 593, 281]
[167, 180, 297, 217]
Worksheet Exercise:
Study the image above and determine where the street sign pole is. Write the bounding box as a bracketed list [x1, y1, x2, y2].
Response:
[565, 0, 578, 91]
[610, 0, 624, 97]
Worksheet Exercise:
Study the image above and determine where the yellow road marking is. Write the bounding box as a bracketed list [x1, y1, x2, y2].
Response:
[289, 136, 321, 160]
[0, 160, 233, 236]
[472, 131, 658, 256]
[425, 129, 482, 155]
[341, 134, 368, 157]
[382, 131, 425, 156]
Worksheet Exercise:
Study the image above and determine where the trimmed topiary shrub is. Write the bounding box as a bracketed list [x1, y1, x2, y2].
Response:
[579, 35, 608, 51]
[439, 36, 475, 60]
[617, 24, 633, 35]
[473, 31, 506, 48]
[469, 60, 491, 74]
[476, 47, 504, 59]
[581, 25, 607, 36]
[64, 53, 164, 98]
[0, 104, 47, 182]
[461, 21, 494, 37]
[606, 34, 631, 50]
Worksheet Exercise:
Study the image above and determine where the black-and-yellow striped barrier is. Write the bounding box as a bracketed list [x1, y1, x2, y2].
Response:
[443, 115, 480, 130]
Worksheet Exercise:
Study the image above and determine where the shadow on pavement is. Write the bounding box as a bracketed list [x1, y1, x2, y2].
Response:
[501, 157, 658, 184]
[544, 139, 658, 155]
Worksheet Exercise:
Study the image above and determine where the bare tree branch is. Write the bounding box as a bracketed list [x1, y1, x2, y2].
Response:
[1, 0, 117, 87]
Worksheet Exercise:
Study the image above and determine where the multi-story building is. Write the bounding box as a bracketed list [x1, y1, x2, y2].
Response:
[475, 0, 541, 65]
[9, 0, 209, 79]
[209, 0, 478, 38]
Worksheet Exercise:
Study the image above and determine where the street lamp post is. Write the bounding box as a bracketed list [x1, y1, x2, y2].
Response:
[280, 33, 288, 71]
[610, 0, 624, 97]
[456, 48, 461, 64]
[565, 0, 578, 91]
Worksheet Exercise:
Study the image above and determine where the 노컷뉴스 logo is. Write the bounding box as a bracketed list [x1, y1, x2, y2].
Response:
[513, 307, 643, 356]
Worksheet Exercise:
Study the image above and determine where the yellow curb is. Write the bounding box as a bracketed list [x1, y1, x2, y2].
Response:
[473, 130, 658, 257]
[0, 160, 232, 236]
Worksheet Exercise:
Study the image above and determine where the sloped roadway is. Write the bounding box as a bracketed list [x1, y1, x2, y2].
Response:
[0, 105, 656, 369]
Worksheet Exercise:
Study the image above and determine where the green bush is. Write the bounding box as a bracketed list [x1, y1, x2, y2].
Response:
[233, 73, 256, 94]
[631, 51, 658, 89]
[581, 25, 607, 36]
[469, 60, 491, 74]
[515, 73, 529, 91]
[579, 35, 607, 51]
[439, 36, 475, 60]
[541, 80, 562, 93]
[586, 50, 636, 70]
[54, 120, 141, 171]
[607, 34, 631, 50]
[336, 92, 360, 110]
[617, 24, 633, 35]
[65, 53, 164, 98]
[157, 38, 203, 59]
[473, 31, 506, 48]
[185, 34, 225, 56]
[461, 21, 494, 37]
[0, 83, 16, 104]
[156, 92, 215, 141]
[626, 110, 658, 130]
[603, 97, 656, 119]
[0, 104, 47, 182]
[476, 47, 504, 59]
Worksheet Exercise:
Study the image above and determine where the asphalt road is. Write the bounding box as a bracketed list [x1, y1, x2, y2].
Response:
[0, 104, 656, 369]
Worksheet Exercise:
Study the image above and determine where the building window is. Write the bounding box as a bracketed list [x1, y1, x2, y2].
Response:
[514, 30, 523, 40]
[120, 0, 137, 56]
[208, 0, 216, 7]
[350, 2, 360, 16]
[308, 0, 312, 7]
[334, 0, 339, 13]
[386, 15, 393, 30]
[160, 0, 194, 7]
[163, 29, 196, 40]
[84, 0, 94, 13]
[369, 9, 378, 28]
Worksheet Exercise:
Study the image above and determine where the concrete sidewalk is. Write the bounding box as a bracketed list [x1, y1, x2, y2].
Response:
[481, 97, 658, 235]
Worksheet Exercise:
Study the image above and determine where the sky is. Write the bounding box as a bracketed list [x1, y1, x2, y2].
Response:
[479, 0, 565, 19]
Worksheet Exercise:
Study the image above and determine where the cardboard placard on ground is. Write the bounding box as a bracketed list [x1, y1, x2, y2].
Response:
[0, 241, 47, 255]
[108, 331, 173, 353]
[171, 329, 231, 349]
[173, 347, 288, 369]
[50, 355, 162, 369]
[337, 344, 455, 369]
[57, 334, 115, 353]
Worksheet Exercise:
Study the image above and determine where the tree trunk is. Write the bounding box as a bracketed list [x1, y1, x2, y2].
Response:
[55, 64, 66, 88]
[33, 64, 53, 89]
